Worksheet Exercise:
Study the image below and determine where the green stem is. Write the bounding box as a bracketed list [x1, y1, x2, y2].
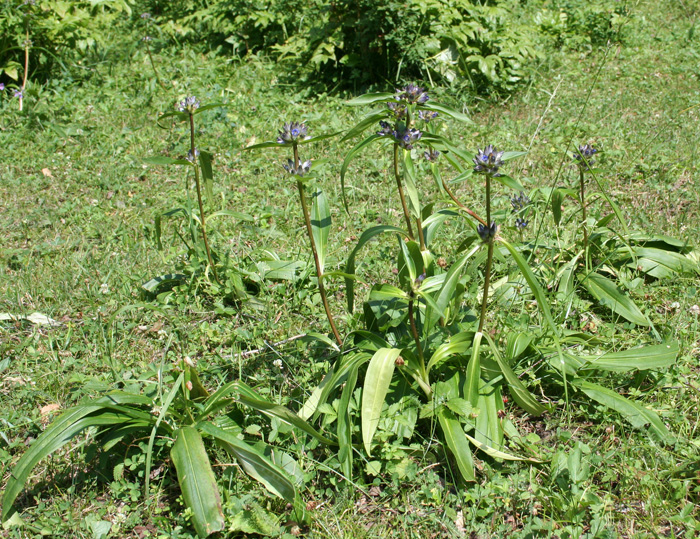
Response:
[416, 217, 426, 251]
[20, 28, 29, 112]
[145, 40, 166, 89]
[189, 113, 219, 283]
[579, 167, 589, 270]
[408, 296, 427, 382]
[294, 145, 343, 346]
[393, 144, 414, 239]
[478, 175, 493, 334]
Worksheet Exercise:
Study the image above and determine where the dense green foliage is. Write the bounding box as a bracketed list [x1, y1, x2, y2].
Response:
[136, 0, 627, 94]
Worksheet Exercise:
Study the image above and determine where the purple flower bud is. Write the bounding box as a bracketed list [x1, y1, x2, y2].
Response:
[282, 158, 312, 176]
[573, 144, 598, 170]
[418, 110, 438, 122]
[396, 84, 429, 104]
[0, 83, 5, 91]
[186, 148, 200, 163]
[477, 222, 498, 243]
[14, 89, 23, 99]
[178, 96, 200, 113]
[424, 149, 440, 162]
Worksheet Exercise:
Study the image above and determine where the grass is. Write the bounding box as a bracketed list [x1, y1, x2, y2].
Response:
[1, 1, 700, 537]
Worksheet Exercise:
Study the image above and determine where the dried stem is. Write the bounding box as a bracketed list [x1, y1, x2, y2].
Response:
[442, 177, 487, 226]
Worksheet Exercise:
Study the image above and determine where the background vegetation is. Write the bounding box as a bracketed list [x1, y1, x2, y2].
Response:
[1, 0, 700, 537]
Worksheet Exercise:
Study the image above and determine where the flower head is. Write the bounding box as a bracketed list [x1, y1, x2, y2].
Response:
[477, 222, 498, 243]
[387, 101, 407, 119]
[0, 83, 5, 91]
[141, 12, 151, 19]
[283, 158, 312, 177]
[396, 126, 422, 150]
[277, 121, 308, 145]
[377, 121, 422, 150]
[515, 218, 528, 230]
[396, 84, 429, 104]
[177, 96, 200, 113]
[13, 89, 23, 99]
[424, 149, 440, 162]
[473, 145, 504, 177]
[573, 144, 598, 169]
[186, 148, 200, 163]
[510, 192, 530, 212]
[418, 110, 438, 122]
[142, 36, 152, 42]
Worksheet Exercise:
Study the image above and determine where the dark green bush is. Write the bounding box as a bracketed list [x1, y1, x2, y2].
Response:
[0, 0, 132, 85]
[134, 0, 630, 95]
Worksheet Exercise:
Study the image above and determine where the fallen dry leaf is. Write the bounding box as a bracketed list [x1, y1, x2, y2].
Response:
[41, 168, 53, 178]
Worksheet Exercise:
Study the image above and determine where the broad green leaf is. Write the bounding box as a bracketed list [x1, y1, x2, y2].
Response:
[362, 348, 402, 455]
[199, 381, 336, 446]
[198, 150, 215, 204]
[346, 92, 395, 106]
[436, 408, 475, 482]
[337, 366, 359, 478]
[426, 331, 474, 373]
[2, 403, 149, 522]
[501, 151, 528, 161]
[145, 373, 184, 496]
[483, 333, 545, 416]
[465, 434, 541, 462]
[171, 427, 224, 538]
[475, 385, 504, 449]
[310, 188, 331, 275]
[207, 209, 254, 221]
[622, 247, 699, 278]
[578, 271, 649, 326]
[552, 188, 563, 226]
[572, 379, 670, 439]
[345, 225, 407, 312]
[424, 244, 480, 333]
[143, 156, 191, 166]
[398, 239, 419, 283]
[578, 342, 678, 372]
[199, 423, 296, 501]
[505, 333, 532, 361]
[192, 103, 226, 115]
[420, 102, 472, 124]
[464, 332, 483, 407]
[340, 111, 387, 142]
[423, 209, 459, 247]
[493, 174, 524, 192]
[340, 134, 383, 213]
[141, 273, 188, 294]
[401, 151, 422, 218]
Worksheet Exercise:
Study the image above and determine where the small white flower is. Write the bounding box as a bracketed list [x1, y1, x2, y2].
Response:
[273, 359, 283, 369]
[99, 283, 110, 294]
[690, 305, 700, 316]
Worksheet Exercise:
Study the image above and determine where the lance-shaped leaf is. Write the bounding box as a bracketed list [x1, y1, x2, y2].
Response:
[577, 342, 678, 372]
[420, 102, 472, 124]
[171, 427, 225, 537]
[483, 333, 545, 416]
[345, 225, 407, 312]
[362, 348, 402, 455]
[200, 423, 296, 502]
[436, 408, 475, 482]
[345, 92, 396, 107]
[340, 133, 382, 212]
[337, 365, 359, 478]
[578, 271, 649, 326]
[2, 400, 155, 522]
[310, 188, 331, 275]
[571, 379, 671, 440]
[199, 150, 215, 204]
